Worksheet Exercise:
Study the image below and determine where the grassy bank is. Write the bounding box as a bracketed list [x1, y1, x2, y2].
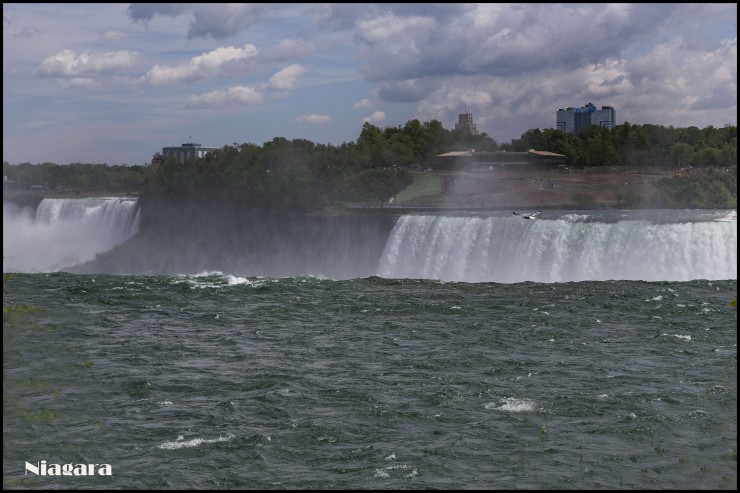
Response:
[394, 174, 442, 204]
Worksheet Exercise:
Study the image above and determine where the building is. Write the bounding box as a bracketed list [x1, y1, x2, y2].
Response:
[158, 142, 218, 164]
[435, 149, 565, 170]
[455, 113, 479, 135]
[556, 102, 615, 134]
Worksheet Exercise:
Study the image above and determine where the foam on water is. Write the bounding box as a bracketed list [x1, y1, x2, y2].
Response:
[484, 397, 537, 412]
[158, 434, 235, 450]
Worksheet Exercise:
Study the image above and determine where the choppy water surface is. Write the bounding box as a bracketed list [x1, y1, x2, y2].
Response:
[3, 273, 736, 489]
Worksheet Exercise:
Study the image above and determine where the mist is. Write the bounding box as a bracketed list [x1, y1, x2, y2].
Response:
[3, 198, 140, 273]
[4, 196, 736, 283]
[77, 201, 397, 279]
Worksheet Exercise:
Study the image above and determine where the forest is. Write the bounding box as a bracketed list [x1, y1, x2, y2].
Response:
[3, 120, 737, 211]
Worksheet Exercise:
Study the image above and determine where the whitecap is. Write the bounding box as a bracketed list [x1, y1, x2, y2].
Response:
[158, 433, 235, 450]
[715, 210, 736, 222]
[485, 397, 536, 412]
[562, 214, 592, 222]
[225, 275, 255, 286]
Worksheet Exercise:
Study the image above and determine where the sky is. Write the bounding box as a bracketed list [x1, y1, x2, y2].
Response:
[3, 3, 737, 166]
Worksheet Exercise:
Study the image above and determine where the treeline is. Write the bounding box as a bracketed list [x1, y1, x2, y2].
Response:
[3, 120, 737, 211]
[510, 122, 737, 169]
[138, 121, 503, 212]
[141, 136, 413, 213]
[650, 166, 736, 209]
[2, 162, 146, 193]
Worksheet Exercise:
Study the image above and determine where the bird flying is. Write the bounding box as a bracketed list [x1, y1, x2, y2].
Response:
[513, 210, 541, 219]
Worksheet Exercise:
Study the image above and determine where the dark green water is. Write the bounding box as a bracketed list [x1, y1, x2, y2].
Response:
[3, 273, 736, 489]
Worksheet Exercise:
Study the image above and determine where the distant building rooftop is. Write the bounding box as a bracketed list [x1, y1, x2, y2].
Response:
[435, 149, 565, 170]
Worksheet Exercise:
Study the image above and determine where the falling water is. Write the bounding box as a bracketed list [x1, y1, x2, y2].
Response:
[3, 197, 140, 273]
[376, 211, 737, 282]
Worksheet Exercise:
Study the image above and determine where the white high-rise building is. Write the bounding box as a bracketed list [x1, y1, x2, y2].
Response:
[159, 142, 218, 164]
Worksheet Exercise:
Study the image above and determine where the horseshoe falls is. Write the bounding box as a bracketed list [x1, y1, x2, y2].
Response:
[377, 211, 737, 283]
[3, 201, 736, 283]
[4, 207, 737, 490]
[3, 197, 140, 273]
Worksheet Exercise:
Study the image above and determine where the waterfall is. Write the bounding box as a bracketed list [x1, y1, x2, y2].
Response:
[35, 197, 140, 241]
[3, 197, 140, 273]
[376, 211, 737, 282]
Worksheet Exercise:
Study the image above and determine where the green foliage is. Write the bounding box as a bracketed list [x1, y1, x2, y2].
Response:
[336, 168, 414, 203]
[510, 123, 736, 171]
[651, 165, 737, 208]
[3, 162, 146, 193]
[617, 190, 645, 208]
[394, 174, 442, 204]
[140, 136, 413, 213]
[4, 121, 735, 212]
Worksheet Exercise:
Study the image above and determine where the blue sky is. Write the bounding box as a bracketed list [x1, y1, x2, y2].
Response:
[3, 3, 737, 166]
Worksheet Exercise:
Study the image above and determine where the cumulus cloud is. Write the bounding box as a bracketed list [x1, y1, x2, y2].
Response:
[126, 3, 189, 23]
[263, 38, 315, 62]
[36, 49, 139, 78]
[351, 4, 678, 84]
[352, 98, 372, 110]
[376, 78, 440, 103]
[127, 3, 282, 40]
[61, 77, 101, 90]
[266, 64, 306, 91]
[142, 44, 257, 85]
[362, 111, 386, 124]
[4, 3, 735, 165]
[354, 13, 438, 81]
[102, 30, 125, 41]
[343, 3, 735, 141]
[184, 85, 263, 108]
[294, 114, 332, 124]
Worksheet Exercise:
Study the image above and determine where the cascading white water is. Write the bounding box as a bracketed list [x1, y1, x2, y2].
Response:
[376, 212, 738, 283]
[3, 197, 140, 273]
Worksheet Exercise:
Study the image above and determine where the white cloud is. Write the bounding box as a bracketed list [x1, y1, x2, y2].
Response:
[184, 85, 263, 108]
[142, 44, 258, 86]
[127, 3, 284, 40]
[264, 39, 316, 62]
[3, 3, 736, 165]
[266, 64, 306, 91]
[355, 13, 434, 47]
[295, 114, 332, 124]
[362, 111, 386, 124]
[61, 77, 101, 90]
[36, 49, 139, 78]
[352, 98, 372, 110]
[102, 30, 125, 41]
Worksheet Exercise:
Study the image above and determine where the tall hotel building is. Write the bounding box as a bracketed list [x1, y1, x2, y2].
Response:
[153, 142, 218, 164]
[556, 102, 616, 134]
